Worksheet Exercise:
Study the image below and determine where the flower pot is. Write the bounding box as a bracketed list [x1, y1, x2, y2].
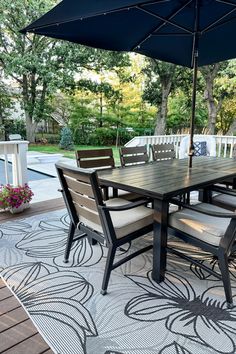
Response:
[10, 202, 30, 214]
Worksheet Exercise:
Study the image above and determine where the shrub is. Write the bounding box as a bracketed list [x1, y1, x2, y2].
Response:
[59, 127, 74, 150]
[87, 128, 117, 146]
[4, 119, 26, 139]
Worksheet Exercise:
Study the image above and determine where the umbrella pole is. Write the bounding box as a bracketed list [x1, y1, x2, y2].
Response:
[188, 52, 198, 168]
[188, 0, 200, 168]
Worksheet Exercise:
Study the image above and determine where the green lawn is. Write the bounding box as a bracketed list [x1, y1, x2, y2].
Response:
[28, 144, 121, 165]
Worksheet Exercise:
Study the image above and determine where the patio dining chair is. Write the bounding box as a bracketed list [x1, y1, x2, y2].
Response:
[75, 148, 140, 200]
[76, 148, 115, 169]
[219, 144, 236, 189]
[56, 163, 153, 295]
[119, 145, 149, 167]
[168, 199, 236, 307]
[207, 185, 236, 212]
[151, 143, 175, 161]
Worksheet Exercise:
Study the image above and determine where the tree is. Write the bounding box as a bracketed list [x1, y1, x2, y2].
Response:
[0, 0, 112, 142]
[199, 62, 231, 134]
[142, 59, 177, 135]
[77, 79, 122, 127]
[0, 69, 13, 130]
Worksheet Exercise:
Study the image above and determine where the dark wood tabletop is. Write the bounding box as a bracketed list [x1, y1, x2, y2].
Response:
[98, 157, 236, 284]
[98, 157, 236, 200]
[176, 156, 236, 173]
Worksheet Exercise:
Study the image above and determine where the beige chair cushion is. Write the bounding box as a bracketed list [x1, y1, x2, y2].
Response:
[79, 198, 153, 239]
[213, 193, 236, 209]
[169, 203, 231, 246]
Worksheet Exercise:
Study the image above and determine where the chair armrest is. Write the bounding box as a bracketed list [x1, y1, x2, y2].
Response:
[210, 185, 236, 196]
[101, 198, 152, 211]
[170, 198, 236, 218]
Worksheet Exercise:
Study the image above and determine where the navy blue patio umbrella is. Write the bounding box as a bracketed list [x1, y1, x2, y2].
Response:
[21, 0, 236, 167]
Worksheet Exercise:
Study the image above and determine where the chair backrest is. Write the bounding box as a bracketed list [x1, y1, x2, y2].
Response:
[179, 135, 216, 159]
[76, 148, 115, 169]
[56, 163, 105, 234]
[151, 143, 175, 161]
[119, 145, 149, 167]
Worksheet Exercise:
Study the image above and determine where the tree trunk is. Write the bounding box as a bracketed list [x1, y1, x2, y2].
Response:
[206, 91, 217, 134]
[201, 63, 222, 135]
[25, 111, 37, 142]
[154, 82, 171, 135]
[226, 120, 236, 135]
[99, 92, 103, 127]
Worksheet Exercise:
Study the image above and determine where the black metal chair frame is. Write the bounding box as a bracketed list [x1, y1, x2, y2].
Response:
[168, 198, 236, 308]
[56, 163, 153, 295]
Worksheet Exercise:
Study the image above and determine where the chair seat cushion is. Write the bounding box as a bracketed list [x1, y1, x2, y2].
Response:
[168, 203, 231, 246]
[213, 193, 236, 209]
[79, 198, 153, 239]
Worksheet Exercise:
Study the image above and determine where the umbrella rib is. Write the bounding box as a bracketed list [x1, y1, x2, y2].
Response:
[216, 0, 236, 7]
[152, 33, 192, 36]
[201, 7, 236, 34]
[132, 0, 193, 50]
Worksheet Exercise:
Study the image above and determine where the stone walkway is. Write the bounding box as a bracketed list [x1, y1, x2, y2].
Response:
[27, 152, 75, 204]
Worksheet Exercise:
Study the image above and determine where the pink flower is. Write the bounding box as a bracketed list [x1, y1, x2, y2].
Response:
[0, 184, 34, 210]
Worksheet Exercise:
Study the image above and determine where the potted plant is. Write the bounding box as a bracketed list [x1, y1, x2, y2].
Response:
[0, 184, 34, 214]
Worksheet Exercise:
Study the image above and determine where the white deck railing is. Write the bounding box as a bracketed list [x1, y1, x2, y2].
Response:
[0, 141, 29, 186]
[125, 134, 236, 158]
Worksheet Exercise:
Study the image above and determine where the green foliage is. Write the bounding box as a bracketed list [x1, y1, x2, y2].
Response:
[88, 127, 117, 146]
[0, 81, 13, 124]
[0, 0, 129, 142]
[3, 119, 26, 139]
[35, 133, 60, 144]
[59, 127, 74, 150]
[167, 91, 207, 133]
[142, 59, 177, 106]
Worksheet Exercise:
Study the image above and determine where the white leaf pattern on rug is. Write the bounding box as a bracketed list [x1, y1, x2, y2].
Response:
[0, 209, 236, 354]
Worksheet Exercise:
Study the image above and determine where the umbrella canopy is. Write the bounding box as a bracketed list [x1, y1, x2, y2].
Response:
[21, 0, 236, 166]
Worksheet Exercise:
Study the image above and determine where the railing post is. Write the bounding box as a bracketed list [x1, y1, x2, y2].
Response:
[0, 141, 29, 186]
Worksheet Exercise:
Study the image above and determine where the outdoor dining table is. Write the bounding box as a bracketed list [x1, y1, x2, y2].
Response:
[98, 157, 236, 283]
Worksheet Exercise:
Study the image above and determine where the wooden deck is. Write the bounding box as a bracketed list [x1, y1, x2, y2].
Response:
[0, 198, 66, 353]
[0, 198, 65, 223]
[0, 278, 54, 354]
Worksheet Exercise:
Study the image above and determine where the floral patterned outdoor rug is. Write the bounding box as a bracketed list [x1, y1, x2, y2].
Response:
[0, 209, 236, 354]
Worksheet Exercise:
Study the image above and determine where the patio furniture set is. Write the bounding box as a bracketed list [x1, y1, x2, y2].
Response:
[56, 144, 236, 309]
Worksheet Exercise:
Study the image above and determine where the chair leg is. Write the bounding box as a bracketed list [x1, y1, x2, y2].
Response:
[101, 246, 116, 295]
[218, 253, 233, 308]
[64, 222, 75, 263]
[88, 237, 98, 246]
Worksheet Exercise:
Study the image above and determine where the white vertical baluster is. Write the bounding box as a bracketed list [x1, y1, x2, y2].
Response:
[223, 137, 227, 158]
[229, 141, 233, 158]
[4, 144, 10, 184]
[12, 144, 20, 186]
[218, 137, 222, 157]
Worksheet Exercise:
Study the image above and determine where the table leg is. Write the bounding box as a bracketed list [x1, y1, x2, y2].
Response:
[232, 178, 236, 189]
[152, 199, 168, 283]
[198, 188, 211, 202]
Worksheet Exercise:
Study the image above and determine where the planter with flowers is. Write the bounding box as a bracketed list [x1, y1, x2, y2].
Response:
[0, 184, 34, 214]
